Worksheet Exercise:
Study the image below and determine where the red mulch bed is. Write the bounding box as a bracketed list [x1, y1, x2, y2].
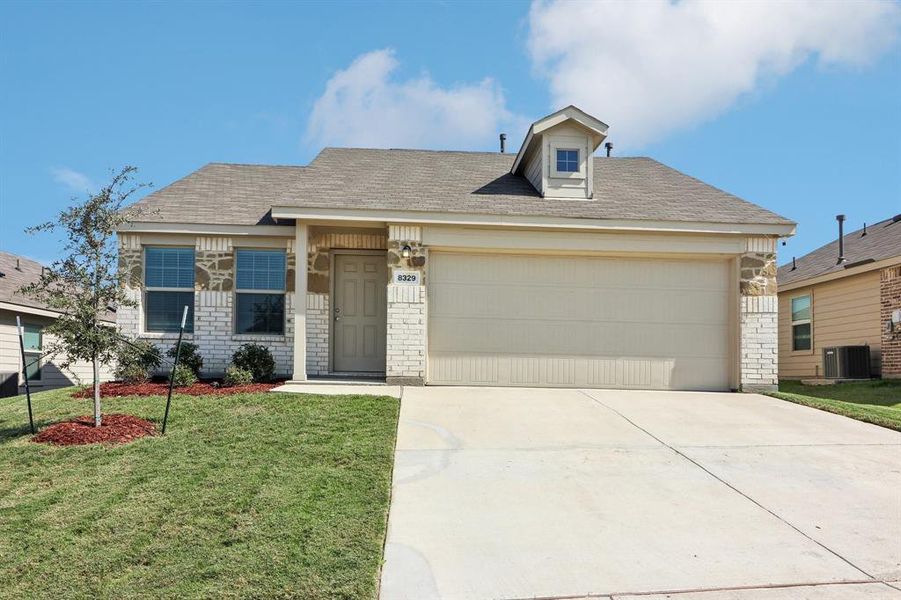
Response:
[33, 414, 156, 446]
[72, 381, 280, 398]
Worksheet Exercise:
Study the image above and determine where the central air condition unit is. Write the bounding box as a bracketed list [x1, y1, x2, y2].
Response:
[822, 346, 870, 379]
[0, 372, 18, 398]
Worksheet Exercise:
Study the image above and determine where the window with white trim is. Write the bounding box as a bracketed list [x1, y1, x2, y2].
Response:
[791, 295, 811, 351]
[144, 247, 195, 332]
[235, 249, 286, 335]
[22, 324, 42, 381]
[556, 148, 579, 172]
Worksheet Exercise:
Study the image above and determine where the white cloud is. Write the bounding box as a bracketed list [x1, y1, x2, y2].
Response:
[528, 0, 901, 148]
[306, 49, 527, 150]
[51, 167, 96, 193]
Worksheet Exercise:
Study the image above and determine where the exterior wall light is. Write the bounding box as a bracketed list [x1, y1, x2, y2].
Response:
[401, 245, 412, 258]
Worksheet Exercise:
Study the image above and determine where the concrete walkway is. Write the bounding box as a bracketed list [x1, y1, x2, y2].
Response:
[380, 387, 901, 600]
[271, 382, 401, 397]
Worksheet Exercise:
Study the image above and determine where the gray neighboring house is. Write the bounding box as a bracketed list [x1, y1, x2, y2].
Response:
[117, 106, 795, 391]
[0, 252, 114, 395]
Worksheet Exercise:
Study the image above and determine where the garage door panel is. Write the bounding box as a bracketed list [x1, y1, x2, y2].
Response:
[429, 254, 729, 291]
[427, 353, 730, 390]
[431, 285, 727, 325]
[428, 253, 732, 390]
[429, 319, 729, 358]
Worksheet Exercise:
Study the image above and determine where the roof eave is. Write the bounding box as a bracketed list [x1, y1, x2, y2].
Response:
[778, 254, 901, 292]
[271, 204, 796, 236]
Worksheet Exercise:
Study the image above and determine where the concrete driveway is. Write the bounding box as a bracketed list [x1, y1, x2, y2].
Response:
[379, 387, 901, 600]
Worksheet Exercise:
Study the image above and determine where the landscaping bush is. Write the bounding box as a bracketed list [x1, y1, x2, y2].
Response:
[168, 341, 203, 376]
[116, 363, 152, 385]
[223, 365, 254, 387]
[231, 344, 276, 382]
[114, 338, 162, 383]
[170, 364, 198, 387]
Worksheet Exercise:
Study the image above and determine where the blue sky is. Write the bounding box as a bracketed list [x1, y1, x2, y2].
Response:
[1, 1, 899, 266]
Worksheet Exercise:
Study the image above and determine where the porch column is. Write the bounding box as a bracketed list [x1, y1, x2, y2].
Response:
[292, 222, 308, 381]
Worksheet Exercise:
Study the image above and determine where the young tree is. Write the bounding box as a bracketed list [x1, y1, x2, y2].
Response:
[21, 166, 150, 426]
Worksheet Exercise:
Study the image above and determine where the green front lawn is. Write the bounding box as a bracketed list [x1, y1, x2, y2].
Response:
[769, 379, 901, 431]
[0, 387, 399, 599]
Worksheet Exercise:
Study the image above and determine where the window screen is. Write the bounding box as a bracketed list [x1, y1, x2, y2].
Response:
[236, 249, 286, 290]
[144, 247, 195, 332]
[235, 249, 286, 335]
[145, 247, 195, 288]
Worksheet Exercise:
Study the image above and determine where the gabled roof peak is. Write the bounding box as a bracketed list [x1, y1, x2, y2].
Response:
[511, 105, 609, 175]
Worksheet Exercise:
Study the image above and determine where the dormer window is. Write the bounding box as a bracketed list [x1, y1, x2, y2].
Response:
[510, 105, 609, 199]
[556, 149, 579, 173]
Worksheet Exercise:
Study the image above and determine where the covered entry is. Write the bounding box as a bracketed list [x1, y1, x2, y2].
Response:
[427, 252, 734, 390]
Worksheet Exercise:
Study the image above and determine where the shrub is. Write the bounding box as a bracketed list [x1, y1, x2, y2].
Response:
[116, 363, 151, 385]
[168, 341, 203, 376]
[114, 338, 162, 383]
[223, 365, 254, 387]
[231, 344, 275, 382]
[170, 364, 197, 387]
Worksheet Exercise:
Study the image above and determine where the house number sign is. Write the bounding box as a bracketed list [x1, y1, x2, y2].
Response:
[392, 270, 421, 285]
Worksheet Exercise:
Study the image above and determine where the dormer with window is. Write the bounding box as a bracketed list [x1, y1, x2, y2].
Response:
[511, 105, 609, 200]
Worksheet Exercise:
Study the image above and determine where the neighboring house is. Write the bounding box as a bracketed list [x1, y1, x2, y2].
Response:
[0, 251, 115, 395]
[118, 106, 794, 392]
[777, 215, 901, 380]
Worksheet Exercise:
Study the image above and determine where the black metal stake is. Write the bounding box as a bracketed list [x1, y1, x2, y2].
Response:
[16, 316, 35, 435]
[161, 305, 189, 435]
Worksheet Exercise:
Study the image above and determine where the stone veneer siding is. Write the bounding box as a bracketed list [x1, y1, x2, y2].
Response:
[117, 234, 296, 378]
[739, 237, 778, 392]
[385, 226, 427, 385]
[121, 230, 779, 390]
[881, 265, 901, 379]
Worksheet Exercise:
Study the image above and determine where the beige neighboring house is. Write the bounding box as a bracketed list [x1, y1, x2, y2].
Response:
[777, 215, 901, 380]
[0, 251, 115, 395]
[117, 106, 795, 392]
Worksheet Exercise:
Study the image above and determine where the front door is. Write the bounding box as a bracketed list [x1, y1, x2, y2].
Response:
[333, 253, 387, 373]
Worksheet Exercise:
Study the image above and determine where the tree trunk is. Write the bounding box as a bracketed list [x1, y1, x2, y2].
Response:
[93, 356, 101, 427]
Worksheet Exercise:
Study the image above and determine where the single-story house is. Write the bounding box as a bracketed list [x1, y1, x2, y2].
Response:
[118, 106, 794, 391]
[0, 251, 114, 395]
[777, 214, 901, 380]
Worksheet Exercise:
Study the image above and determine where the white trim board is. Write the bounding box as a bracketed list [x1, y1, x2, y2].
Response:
[118, 222, 296, 237]
[421, 226, 748, 255]
[0, 301, 116, 323]
[270, 206, 796, 237]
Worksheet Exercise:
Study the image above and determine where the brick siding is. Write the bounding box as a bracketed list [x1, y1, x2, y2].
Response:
[881, 265, 901, 378]
[739, 238, 779, 392]
[386, 285, 426, 385]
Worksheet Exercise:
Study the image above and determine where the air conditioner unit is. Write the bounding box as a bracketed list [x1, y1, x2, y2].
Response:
[822, 346, 870, 379]
[0, 372, 18, 398]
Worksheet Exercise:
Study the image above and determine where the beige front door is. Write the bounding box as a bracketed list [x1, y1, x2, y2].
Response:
[333, 253, 387, 373]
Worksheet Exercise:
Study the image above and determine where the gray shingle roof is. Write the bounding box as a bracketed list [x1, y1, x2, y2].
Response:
[126, 149, 793, 227]
[0, 251, 47, 312]
[125, 163, 307, 226]
[0, 252, 116, 321]
[778, 215, 901, 287]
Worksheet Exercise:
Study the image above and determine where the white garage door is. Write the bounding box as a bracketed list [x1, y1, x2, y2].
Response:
[427, 252, 733, 390]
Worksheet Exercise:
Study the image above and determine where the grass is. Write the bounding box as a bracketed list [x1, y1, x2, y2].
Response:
[768, 379, 901, 431]
[0, 386, 399, 599]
